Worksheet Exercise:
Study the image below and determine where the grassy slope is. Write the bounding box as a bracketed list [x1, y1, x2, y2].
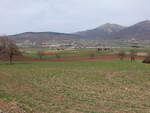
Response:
[0, 60, 150, 113]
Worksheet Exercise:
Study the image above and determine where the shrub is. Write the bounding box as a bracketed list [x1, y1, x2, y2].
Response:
[56, 54, 61, 59]
[143, 52, 150, 64]
[89, 53, 95, 59]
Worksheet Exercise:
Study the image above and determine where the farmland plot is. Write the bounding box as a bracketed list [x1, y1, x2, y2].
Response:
[0, 61, 150, 113]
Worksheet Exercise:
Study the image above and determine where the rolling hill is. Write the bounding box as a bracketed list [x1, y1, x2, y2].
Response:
[9, 20, 150, 42]
[9, 32, 82, 43]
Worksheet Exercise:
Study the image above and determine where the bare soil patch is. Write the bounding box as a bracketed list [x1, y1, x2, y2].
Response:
[0, 53, 145, 62]
[0, 99, 26, 113]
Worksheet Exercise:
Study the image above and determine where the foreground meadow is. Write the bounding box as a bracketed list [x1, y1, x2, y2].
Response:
[0, 60, 150, 113]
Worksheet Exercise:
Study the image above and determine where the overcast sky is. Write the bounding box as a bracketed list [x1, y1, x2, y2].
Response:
[0, 0, 150, 35]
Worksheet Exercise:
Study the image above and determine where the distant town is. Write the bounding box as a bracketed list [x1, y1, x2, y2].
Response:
[15, 38, 150, 50]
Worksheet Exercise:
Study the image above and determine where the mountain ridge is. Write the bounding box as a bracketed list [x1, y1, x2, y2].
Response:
[75, 23, 126, 39]
[110, 20, 150, 40]
[9, 20, 150, 42]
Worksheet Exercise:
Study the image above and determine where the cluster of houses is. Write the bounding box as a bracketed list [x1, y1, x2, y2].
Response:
[16, 40, 36, 48]
[16, 39, 106, 49]
[15, 38, 149, 49]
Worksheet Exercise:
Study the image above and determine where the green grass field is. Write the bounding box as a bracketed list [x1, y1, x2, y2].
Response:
[0, 60, 150, 113]
[22, 47, 150, 60]
[22, 48, 111, 59]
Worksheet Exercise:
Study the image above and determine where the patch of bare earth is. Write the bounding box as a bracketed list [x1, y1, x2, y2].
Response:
[0, 53, 145, 62]
[0, 99, 26, 113]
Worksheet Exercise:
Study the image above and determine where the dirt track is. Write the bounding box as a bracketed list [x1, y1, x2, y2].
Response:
[0, 53, 145, 62]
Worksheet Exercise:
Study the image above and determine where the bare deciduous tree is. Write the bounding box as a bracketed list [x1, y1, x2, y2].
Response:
[117, 51, 126, 60]
[0, 36, 21, 64]
[130, 50, 137, 62]
[37, 51, 45, 60]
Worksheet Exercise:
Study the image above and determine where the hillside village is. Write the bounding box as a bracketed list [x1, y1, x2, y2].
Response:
[15, 38, 150, 50]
